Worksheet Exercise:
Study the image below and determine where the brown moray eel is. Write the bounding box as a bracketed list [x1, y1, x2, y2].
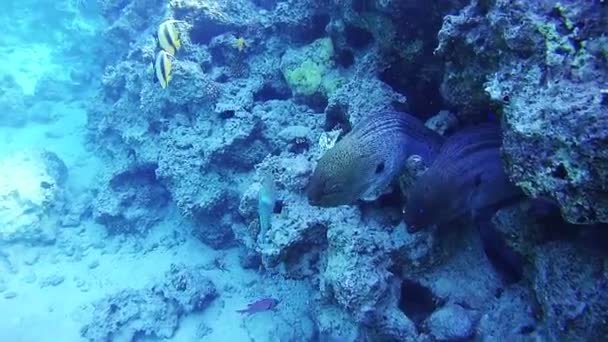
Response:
[307, 111, 444, 207]
[403, 124, 524, 283]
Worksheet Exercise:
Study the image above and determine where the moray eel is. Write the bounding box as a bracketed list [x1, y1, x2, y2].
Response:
[403, 124, 521, 230]
[307, 111, 444, 207]
[403, 124, 524, 282]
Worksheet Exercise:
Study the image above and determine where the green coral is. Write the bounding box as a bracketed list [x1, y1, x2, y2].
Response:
[285, 60, 325, 96]
[537, 22, 576, 65]
[553, 3, 575, 31]
[282, 38, 339, 96]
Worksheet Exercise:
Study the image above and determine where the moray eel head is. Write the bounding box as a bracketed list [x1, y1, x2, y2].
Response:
[307, 138, 383, 207]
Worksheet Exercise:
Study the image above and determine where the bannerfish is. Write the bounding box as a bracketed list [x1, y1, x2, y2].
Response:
[157, 19, 184, 56]
[236, 298, 279, 315]
[307, 111, 444, 207]
[403, 124, 524, 282]
[258, 173, 276, 241]
[154, 50, 172, 89]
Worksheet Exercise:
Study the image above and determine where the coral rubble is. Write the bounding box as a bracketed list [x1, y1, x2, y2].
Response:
[80, 264, 217, 341]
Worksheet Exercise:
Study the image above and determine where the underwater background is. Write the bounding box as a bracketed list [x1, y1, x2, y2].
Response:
[1, 0, 607, 341]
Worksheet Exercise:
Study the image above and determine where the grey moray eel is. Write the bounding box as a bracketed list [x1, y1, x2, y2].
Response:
[403, 124, 524, 282]
[307, 111, 444, 207]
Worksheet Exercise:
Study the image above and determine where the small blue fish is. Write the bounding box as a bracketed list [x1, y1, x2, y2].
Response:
[258, 174, 276, 240]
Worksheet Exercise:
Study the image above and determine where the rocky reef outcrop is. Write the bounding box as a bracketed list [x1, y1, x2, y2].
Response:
[86, 0, 608, 340]
[436, 0, 608, 224]
[80, 264, 217, 341]
[92, 162, 171, 234]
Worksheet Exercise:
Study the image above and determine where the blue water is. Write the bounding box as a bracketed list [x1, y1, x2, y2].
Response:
[1, 0, 606, 341]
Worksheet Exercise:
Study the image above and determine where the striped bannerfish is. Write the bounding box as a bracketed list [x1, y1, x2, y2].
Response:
[157, 19, 184, 56]
[154, 50, 172, 89]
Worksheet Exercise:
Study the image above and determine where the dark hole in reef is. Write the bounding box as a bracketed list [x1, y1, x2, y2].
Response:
[219, 110, 235, 119]
[520, 325, 536, 335]
[379, 51, 443, 119]
[552, 163, 568, 180]
[601, 91, 608, 106]
[253, 84, 292, 102]
[189, 20, 231, 45]
[361, 186, 404, 226]
[273, 200, 283, 214]
[344, 24, 374, 49]
[109, 163, 160, 191]
[375, 162, 385, 174]
[292, 14, 331, 44]
[148, 120, 167, 134]
[554, 46, 570, 55]
[324, 103, 351, 132]
[376, 186, 402, 210]
[215, 73, 229, 83]
[270, 147, 282, 156]
[252, 0, 276, 11]
[303, 93, 329, 113]
[586, 210, 598, 223]
[580, 223, 608, 257]
[398, 279, 438, 327]
[571, 38, 583, 51]
[336, 49, 355, 68]
[576, 212, 587, 224]
[538, 213, 579, 242]
[352, 0, 373, 12]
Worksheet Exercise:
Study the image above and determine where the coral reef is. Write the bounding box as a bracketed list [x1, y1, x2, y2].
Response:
[476, 286, 538, 340]
[533, 242, 608, 341]
[436, 0, 608, 224]
[281, 37, 337, 96]
[426, 304, 474, 341]
[92, 163, 170, 234]
[80, 264, 217, 341]
[83, 0, 608, 340]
